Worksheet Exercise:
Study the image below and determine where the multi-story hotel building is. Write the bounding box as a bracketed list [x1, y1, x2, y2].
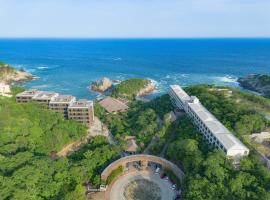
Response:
[68, 99, 94, 127]
[16, 90, 41, 103]
[16, 90, 94, 127]
[32, 91, 59, 107]
[49, 95, 76, 119]
[169, 85, 249, 158]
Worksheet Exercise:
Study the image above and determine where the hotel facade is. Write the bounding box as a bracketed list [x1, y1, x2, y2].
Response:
[169, 85, 249, 158]
[16, 90, 94, 127]
[16, 90, 41, 103]
[49, 95, 76, 119]
[68, 99, 95, 127]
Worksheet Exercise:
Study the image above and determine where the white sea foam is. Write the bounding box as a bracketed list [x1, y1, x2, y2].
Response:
[213, 75, 238, 84]
[37, 66, 49, 70]
[12, 64, 35, 73]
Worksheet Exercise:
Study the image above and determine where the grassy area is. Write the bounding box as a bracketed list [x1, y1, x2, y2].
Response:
[106, 165, 124, 184]
[112, 78, 150, 100]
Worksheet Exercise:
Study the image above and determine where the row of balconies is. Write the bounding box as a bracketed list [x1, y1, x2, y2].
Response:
[188, 111, 227, 152]
[170, 93, 227, 153]
[16, 96, 94, 126]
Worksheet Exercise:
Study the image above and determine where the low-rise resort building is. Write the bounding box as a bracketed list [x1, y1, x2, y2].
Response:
[32, 91, 59, 107]
[49, 95, 76, 119]
[169, 85, 249, 158]
[16, 89, 41, 103]
[16, 90, 94, 127]
[68, 99, 94, 127]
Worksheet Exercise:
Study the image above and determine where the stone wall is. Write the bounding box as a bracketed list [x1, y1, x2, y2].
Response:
[101, 154, 184, 183]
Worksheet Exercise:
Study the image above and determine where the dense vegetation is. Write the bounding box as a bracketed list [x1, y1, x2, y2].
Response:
[0, 96, 87, 155]
[2, 83, 270, 200]
[111, 78, 149, 100]
[167, 117, 270, 200]
[185, 85, 269, 138]
[0, 93, 119, 200]
[95, 94, 173, 150]
[166, 85, 270, 200]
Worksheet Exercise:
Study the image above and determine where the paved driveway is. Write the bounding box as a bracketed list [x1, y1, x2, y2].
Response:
[109, 171, 176, 200]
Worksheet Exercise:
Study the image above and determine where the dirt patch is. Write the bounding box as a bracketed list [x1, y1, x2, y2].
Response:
[124, 179, 161, 200]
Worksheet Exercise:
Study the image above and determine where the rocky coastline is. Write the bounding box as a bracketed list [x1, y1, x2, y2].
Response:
[0, 63, 35, 85]
[91, 77, 113, 93]
[136, 80, 156, 97]
[91, 77, 156, 98]
[238, 74, 270, 98]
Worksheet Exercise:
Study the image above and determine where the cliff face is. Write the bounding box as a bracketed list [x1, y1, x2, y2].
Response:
[238, 74, 270, 98]
[137, 80, 156, 97]
[0, 62, 34, 84]
[91, 77, 113, 92]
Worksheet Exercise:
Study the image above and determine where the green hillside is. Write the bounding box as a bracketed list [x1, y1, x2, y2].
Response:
[112, 78, 150, 100]
[0, 92, 119, 200]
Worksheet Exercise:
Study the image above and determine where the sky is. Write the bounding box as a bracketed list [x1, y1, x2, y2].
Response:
[0, 0, 270, 38]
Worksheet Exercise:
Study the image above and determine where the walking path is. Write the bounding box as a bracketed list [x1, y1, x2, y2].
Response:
[57, 117, 116, 157]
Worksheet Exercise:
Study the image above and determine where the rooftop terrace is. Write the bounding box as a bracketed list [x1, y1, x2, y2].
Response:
[69, 99, 93, 108]
[32, 91, 59, 100]
[16, 89, 41, 97]
[50, 95, 76, 103]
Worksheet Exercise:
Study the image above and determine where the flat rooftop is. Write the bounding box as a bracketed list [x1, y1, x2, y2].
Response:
[98, 96, 129, 113]
[170, 84, 248, 152]
[69, 99, 93, 109]
[16, 90, 41, 97]
[32, 91, 59, 100]
[170, 85, 191, 101]
[50, 95, 76, 104]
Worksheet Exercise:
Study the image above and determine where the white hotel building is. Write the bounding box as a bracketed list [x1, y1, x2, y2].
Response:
[169, 85, 249, 158]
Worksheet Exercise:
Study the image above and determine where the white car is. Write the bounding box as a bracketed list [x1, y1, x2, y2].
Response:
[164, 176, 169, 181]
[172, 184, 176, 190]
[155, 167, 160, 174]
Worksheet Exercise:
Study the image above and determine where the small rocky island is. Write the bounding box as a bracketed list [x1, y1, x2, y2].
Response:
[91, 77, 156, 100]
[238, 74, 270, 98]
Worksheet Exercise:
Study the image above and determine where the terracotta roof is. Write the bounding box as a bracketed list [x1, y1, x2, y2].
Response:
[98, 96, 129, 113]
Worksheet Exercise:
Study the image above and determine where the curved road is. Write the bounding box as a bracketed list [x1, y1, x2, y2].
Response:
[109, 171, 176, 200]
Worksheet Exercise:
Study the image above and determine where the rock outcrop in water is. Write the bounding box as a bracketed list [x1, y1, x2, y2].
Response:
[91, 77, 113, 93]
[0, 62, 35, 84]
[238, 74, 270, 98]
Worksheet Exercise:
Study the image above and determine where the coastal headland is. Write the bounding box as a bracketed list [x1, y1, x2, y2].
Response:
[1, 60, 270, 200]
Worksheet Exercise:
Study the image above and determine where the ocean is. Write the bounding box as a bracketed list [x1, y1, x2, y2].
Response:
[0, 38, 270, 99]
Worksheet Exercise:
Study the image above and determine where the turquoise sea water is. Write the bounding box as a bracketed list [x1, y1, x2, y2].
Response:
[0, 39, 270, 99]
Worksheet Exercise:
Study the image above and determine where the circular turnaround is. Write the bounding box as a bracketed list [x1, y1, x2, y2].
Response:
[103, 155, 184, 200]
[124, 179, 161, 200]
[109, 171, 175, 200]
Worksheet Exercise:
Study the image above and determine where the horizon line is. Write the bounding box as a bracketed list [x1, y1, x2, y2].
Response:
[0, 36, 270, 40]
